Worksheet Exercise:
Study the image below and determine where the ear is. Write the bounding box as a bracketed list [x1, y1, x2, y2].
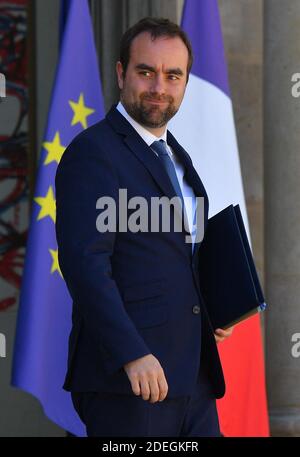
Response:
[116, 61, 124, 90]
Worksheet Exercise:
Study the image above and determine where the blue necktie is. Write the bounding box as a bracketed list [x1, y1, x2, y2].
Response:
[151, 140, 184, 205]
[151, 140, 188, 230]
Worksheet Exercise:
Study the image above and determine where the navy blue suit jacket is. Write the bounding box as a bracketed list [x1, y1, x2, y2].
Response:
[55, 105, 225, 399]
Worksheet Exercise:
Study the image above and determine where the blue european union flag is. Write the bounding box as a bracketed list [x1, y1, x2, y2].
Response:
[12, 0, 104, 436]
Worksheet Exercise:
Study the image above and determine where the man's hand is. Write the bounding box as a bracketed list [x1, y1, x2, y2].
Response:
[214, 325, 234, 343]
[123, 354, 168, 403]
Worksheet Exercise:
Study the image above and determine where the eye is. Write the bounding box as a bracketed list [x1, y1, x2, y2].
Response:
[168, 74, 180, 81]
[139, 70, 152, 77]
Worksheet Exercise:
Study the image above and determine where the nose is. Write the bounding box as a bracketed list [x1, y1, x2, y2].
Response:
[150, 73, 165, 95]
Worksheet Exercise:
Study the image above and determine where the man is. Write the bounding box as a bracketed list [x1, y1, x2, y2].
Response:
[55, 17, 233, 437]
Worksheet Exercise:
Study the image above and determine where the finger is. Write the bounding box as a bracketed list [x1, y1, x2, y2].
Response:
[215, 333, 225, 343]
[130, 374, 141, 396]
[148, 376, 160, 403]
[217, 326, 234, 336]
[157, 371, 168, 402]
[140, 377, 151, 401]
[227, 326, 234, 335]
[215, 328, 229, 337]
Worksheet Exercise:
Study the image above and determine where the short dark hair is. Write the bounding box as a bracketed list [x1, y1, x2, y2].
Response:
[119, 17, 193, 83]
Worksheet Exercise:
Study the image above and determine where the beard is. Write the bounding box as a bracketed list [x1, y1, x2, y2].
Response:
[122, 92, 178, 128]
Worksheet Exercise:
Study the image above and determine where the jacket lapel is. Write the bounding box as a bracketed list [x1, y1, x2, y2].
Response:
[106, 106, 179, 204]
[167, 131, 209, 203]
[106, 106, 208, 260]
[167, 131, 209, 259]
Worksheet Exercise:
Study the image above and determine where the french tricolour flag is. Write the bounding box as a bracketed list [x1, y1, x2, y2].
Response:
[170, 0, 270, 436]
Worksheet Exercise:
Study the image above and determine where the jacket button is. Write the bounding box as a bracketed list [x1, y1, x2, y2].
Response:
[192, 305, 201, 314]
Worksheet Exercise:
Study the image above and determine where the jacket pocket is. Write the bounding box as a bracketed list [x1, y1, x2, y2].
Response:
[126, 303, 168, 329]
[122, 279, 164, 302]
[121, 279, 168, 329]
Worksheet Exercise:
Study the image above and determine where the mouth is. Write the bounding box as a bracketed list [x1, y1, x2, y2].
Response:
[144, 99, 168, 106]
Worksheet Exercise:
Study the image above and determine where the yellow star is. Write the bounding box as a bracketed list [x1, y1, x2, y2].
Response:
[69, 93, 95, 129]
[49, 248, 63, 278]
[43, 132, 66, 165]
[34, 186, 56, 223]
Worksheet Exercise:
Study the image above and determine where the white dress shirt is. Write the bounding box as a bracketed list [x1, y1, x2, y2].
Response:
[116, 102, 197, 250]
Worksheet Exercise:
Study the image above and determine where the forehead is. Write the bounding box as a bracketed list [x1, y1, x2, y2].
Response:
[129, 32, 189, 69]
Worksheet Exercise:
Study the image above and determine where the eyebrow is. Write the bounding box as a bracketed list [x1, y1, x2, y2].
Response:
[135, 63, 184, 77]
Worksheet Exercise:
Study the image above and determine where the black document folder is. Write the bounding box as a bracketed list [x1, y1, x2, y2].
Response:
[198, 204, 266, 330]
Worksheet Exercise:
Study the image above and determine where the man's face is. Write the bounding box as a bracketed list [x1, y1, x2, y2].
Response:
[116, 32, 189, 133]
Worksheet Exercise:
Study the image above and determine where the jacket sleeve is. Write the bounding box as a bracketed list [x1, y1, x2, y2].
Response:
[55, 135, 151, 375]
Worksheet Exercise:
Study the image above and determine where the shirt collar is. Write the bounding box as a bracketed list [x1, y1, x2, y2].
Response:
[116, 101, 169, 150]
